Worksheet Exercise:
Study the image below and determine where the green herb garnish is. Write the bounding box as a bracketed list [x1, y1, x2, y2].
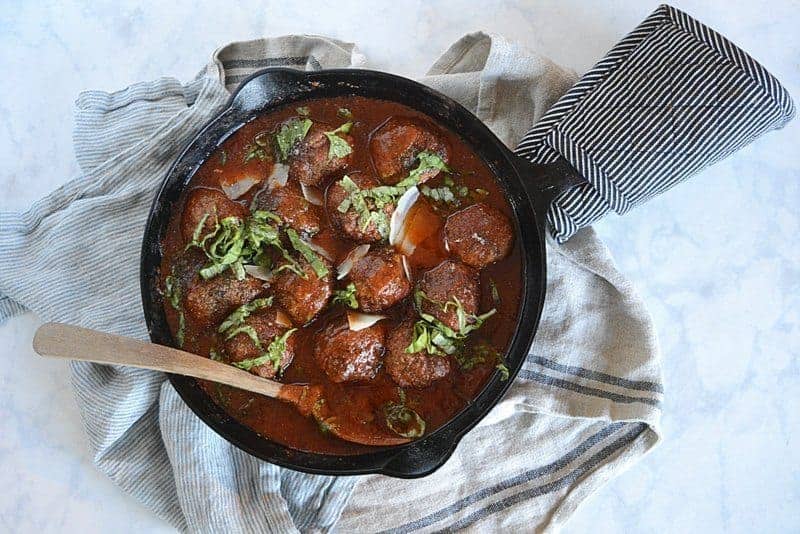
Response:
[337, 107, 352, 119]
[209, 349, 223, 362]
[219, 150, 228, 166]
[323, 122, 353, 160]
[276, 118, 312, 161]
[407, 290, 496, 355]
[218, 297, 274, 334]
[233, 328, 297, 373]
[296, 106, 310, 116]
[420, 185, 458, 204]
[187, 209, 302, 281]
[332, 283, 358, 309]
[243, 133, 271, 164]
[164, 273, 185, 347]
[285, 228, 329, 279]
[383, 389, 426, 438]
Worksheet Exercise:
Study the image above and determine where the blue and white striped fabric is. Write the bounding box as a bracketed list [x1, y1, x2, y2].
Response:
[3, 24, 746, 531]
[516, 4, 795, 242]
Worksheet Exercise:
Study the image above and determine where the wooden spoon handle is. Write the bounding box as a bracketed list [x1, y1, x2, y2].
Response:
[32, 322, 283, 399]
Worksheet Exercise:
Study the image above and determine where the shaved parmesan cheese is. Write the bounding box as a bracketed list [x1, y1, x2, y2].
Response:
[389, 186, 420, 255]
[243, 264, 273, 282]
[275, 309, 293, 328]
[337, 244, 371, 280]
[347, 311, 386, 332]
[268, 163, 289, 189]
[401, 255, 412, 282]
[300, 183, 324, 206]
[221, 175, 260, 200]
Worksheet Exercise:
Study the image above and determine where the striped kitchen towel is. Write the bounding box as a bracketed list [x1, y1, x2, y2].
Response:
[3, 4, 789, 531]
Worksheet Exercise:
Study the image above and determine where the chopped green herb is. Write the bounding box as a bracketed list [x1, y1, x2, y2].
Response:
[187, 209, 299, 281]
[496, 362, 510, 381]
[285, 228, 329, 279]
[225, 324, 262, 347]
[218, 297, 274, 334]
[276, 118, 312, 161]
[420, 185, 458, 204]
[407, 290, 496, 355]
[474, 188, 489, 196]
[243, 133, 271, 164]
[219, 150, 228, 166]
[296, 106, 310, 116]
[209, 349, 223, 362]
[233, 328, 297, 373]
[337, 107, 352, 119]
[383, 396, 426, 438]
[164, 273, 186, 347]
[323, 122, 353, 160]
[332, 283, 359, 309]
[254, 131, 270, 147]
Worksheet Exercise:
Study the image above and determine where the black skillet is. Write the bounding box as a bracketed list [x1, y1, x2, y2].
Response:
[140, 67, 583, 477]
[140, 7, 793, 478]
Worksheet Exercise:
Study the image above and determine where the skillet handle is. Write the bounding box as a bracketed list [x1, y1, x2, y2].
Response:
[515, 4, 794, 243]
[229, 67, 310, 113]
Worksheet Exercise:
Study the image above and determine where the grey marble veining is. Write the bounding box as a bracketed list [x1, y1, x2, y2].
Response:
[1, 1, 798, 532]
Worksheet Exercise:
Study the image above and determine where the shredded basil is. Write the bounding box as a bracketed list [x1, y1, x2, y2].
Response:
[407, 290, 496, 355]
[323, 122, 353, 160]
[420, 185, 458, 204]
[285, 228, 329, 279]
[164, 273, 185, 347]
[296, 106, 310, 116]
[383, 390, 426, 438]
[218, 297, 274, 334]
[337, 107, 352, 119]
[233, 328, 297, 373]
[276, 118, 312, 161]
[332, 283, 358, 309]
[496, 362, 510, 381]
[187, 209, 302, 281]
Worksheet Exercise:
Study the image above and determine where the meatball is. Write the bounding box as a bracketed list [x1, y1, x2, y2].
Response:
[386, 319, 451, 388]
[288, 124, 353, 187]
[272, 256, 333, 325]
[313, 317, 385, 383]
[184, 273, 266, 327]
[326, 174, 395, 243]
[348, 248, 411, 312]
[370, 117, 449, 184]
[415, 260, 479, 332]
[181, 188, 248, 243]
[222, 307, 296, 379]
[445, 203, 513, 268]
[252, 181, 322, 236]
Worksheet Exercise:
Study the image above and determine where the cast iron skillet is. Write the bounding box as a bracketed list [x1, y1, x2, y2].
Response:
[140, 68, 583, 478]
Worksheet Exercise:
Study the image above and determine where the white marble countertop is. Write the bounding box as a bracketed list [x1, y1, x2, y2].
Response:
[1, 1, 798, 532]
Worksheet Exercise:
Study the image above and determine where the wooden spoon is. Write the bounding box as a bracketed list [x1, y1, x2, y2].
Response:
[32, 322, 410, 447]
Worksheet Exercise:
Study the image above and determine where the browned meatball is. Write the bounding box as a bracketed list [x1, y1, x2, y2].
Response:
[326, 174, 395, 243]
[416, 260, 479, 332]
[288, 125, 353, 187]
[445, 203, 513, 268]
[253, 181, 322, 236]
[181, 188, 248, 243]
[313, 317, 385, 383]
[184, 273, 266, 327]
[386, 319, 451, 388]
[348, 248, 411, 312]
[223, 307, 296, 379]
[272, 256, 333, 325]
[370, 117, 449, 184]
